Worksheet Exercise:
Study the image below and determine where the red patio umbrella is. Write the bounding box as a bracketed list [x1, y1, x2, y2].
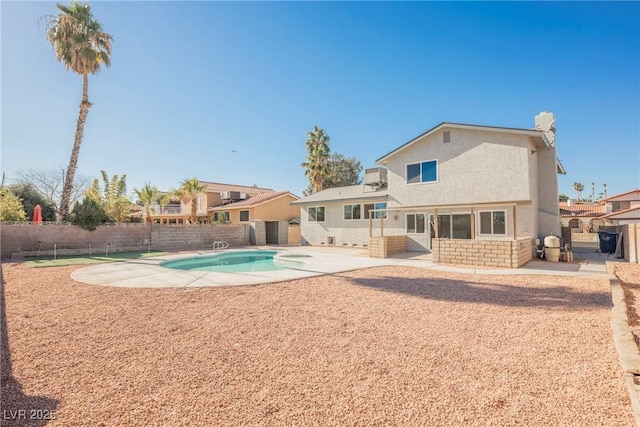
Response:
[32, 204, 43, 224]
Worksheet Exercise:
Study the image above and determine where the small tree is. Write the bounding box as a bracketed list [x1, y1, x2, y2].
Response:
[175, 178, 205, 224]
[558, 194, 569, 203]
[68, 196, 113, 230]
[134, 182, 159, 223]
[0, 189, 27, 221]
[86, 170, 132, 222]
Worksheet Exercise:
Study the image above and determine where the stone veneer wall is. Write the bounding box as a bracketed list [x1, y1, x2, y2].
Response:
[432, 238, 534, 268]
[1, 223, 249, 258]
[369, 235, 407, 258]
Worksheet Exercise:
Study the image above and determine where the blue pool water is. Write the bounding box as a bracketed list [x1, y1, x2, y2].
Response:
[160, 250, 291, 273]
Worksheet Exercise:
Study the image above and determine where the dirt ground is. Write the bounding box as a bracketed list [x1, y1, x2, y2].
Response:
[1, 262, 635, 426]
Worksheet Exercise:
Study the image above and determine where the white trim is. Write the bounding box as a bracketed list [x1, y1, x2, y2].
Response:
[405, 159, 439, 185]
[343, 203, 363, 221]
[307, 206, 326, 223]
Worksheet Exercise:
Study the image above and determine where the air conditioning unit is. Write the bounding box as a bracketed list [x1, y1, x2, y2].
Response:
[364, 167, 388, 188]
[220, 191, 231, 199]
[238, 192, 247, 200]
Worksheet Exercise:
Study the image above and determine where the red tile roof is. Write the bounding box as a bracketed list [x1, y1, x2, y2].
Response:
[559, 202, 606, 217]
[208, 191, 298, 210]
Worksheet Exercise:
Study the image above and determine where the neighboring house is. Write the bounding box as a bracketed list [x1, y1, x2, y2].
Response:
[209, 191, 300, 225]
[559, 201, 606, 232]
[601, 189, 640, 225]
[150, 182, 299, 225]
[293, 112, 565, 267]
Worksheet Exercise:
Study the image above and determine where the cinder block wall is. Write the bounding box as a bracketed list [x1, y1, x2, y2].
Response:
[432, 238, 533, 268]
[1, 223, 249, 258]
[369, 235, 407, 258]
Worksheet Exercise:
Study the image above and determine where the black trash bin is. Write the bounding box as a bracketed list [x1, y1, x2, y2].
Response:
[597, 231, 617, 254]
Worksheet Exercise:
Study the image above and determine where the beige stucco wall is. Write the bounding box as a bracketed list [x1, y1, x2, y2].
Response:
[299, 198, 399, 247]
[380, 128, 534, 207]
[216, 195, 300, 225]
[253, 195, 300, 222]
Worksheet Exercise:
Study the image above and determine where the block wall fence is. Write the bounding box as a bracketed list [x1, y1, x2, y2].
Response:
[0, 223, 250, 258]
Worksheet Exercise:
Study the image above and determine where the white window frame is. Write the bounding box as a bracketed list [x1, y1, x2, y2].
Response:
[406, 213, 427, 234]
[477, 210, 507, 236]
[239, 210, 250, 222]
[405, 159, 438, 185]
[343, 204, 362, 221]
[308, 206, 326, 223]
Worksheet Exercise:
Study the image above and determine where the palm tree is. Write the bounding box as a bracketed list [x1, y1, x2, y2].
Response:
[591, 182, 595, 202]
[301, 126, 331, 194]
[573, 182, 584, 201]
[176, 178, 205, 224]
[603, 183, 607, 199]
[134, 182, 158, 223]
[158, 193, 171, 214]
[43, 1, 113, 220]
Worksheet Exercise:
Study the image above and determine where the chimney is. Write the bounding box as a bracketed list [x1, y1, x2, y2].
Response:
[535, 111, 556, 147]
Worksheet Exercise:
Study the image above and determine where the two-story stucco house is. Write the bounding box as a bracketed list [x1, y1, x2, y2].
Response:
[601, 189, 640, 225]
[292, 112, 565, 268]
[150, 182, 300, 225]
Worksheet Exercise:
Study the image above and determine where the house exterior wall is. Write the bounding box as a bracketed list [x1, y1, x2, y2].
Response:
[215, 195, 300, 225]
[536, 144, 561, 238]
[252, 195, 300, 222]
[299, 198, 399, 247]
[381, 128, 534, 207]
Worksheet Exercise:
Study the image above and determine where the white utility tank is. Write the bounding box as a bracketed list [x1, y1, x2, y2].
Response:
[544, 235, 561, 262]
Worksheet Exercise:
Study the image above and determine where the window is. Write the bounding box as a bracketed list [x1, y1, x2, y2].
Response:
[407, 213, 426, 234]
[406, 160, 437, 184]
[433, 213, 472, 239]
[239, 210, 249, 222]
[344, 204, 361, 220]
[479, 210, 506, 235]
[443, 131, 450, 143]
[611, 201, 631, 212]
[214, 211, 230, 222]
[308, 206, 325, 222]
[364, 203, 387, 219]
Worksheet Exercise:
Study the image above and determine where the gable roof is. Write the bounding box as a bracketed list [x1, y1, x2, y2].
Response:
[602, 188, 640, 202]
[375, 121, 566, 175]
[559, 202, 606, 218]
[200, 181, 274, 196]
[209, 191, 298, 211]
[291, 185, 388, 205]
[601, 205, 640, 220]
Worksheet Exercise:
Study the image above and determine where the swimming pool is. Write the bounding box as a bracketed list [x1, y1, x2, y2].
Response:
[160, 250, 298, 273]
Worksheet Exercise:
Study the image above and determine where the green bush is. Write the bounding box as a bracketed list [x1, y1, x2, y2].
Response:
[67, 197, 114, 231]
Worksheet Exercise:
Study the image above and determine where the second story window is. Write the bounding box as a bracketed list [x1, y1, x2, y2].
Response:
[406, 160, 437, 184]
[611, 201, 631, 212]
[239, 210, 250, 222]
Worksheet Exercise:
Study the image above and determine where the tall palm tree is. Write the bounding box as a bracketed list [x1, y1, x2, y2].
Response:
[176, 178, 205, 224]
[43, 1, 113, 220]
[134, 182, 159, 223]
[301, 126, 331, 194]
[573, 182, 584, 201]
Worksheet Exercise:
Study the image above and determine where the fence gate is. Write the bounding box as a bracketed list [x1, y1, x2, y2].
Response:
[265, 221, 279, 245]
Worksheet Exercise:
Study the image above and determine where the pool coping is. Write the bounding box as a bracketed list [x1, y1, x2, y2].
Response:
[70, 245, 610, 289]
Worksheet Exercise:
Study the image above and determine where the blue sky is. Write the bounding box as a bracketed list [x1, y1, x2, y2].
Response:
[2, 1, 639, 200]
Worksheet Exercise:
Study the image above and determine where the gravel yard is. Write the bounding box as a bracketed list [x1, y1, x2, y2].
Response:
[1, 262, 634, 426]
[616, 263, 640, 350]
